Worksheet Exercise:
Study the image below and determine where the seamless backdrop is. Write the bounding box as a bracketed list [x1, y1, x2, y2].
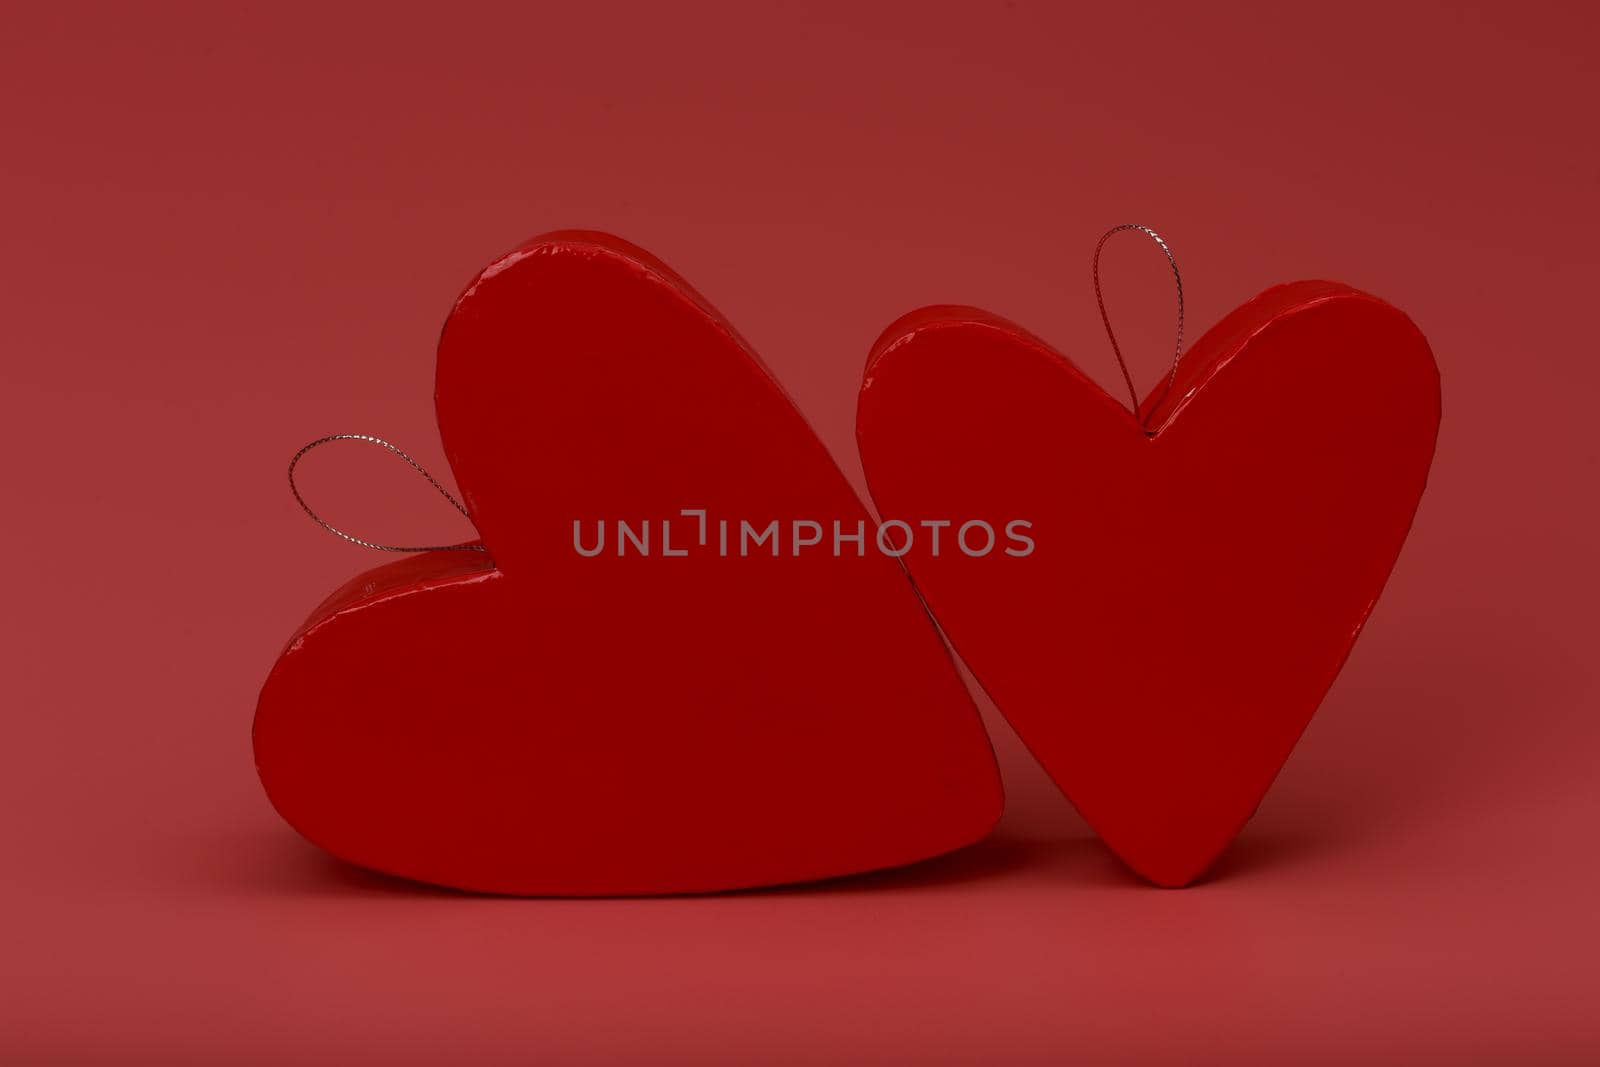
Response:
[3, 2, 1598, 1064]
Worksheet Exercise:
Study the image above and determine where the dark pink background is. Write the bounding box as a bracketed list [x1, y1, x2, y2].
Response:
[3, 2, 1596, 1062]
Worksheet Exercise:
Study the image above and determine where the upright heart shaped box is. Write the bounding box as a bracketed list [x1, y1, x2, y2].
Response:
[255, 231, 1002, 895]
[857, 281, 1440, 886]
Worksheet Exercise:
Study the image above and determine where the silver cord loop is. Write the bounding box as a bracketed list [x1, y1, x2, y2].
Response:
[1091, 224, 1185, 431]
[287, 434, 487, 553]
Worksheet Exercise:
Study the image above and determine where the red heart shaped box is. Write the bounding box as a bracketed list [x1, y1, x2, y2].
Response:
[254, 232, 1002, 895]
[856, 282, 1440, 887]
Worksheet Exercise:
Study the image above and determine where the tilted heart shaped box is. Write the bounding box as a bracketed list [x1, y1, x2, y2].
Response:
[856, 282, 1439, 886]
[255, 232, 1001, 895]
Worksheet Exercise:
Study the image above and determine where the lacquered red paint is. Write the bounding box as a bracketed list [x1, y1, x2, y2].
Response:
[254, 232, 1002, 895]
[856, 282, 1440, 887]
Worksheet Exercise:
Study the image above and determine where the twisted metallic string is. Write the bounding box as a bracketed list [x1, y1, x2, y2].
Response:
[287, 434, 486, 552]
[1092, 224, 1185, 431]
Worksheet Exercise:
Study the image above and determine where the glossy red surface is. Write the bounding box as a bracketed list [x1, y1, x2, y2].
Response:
[857, 283, 1440, 886]
[254, 232, 1002, 895]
